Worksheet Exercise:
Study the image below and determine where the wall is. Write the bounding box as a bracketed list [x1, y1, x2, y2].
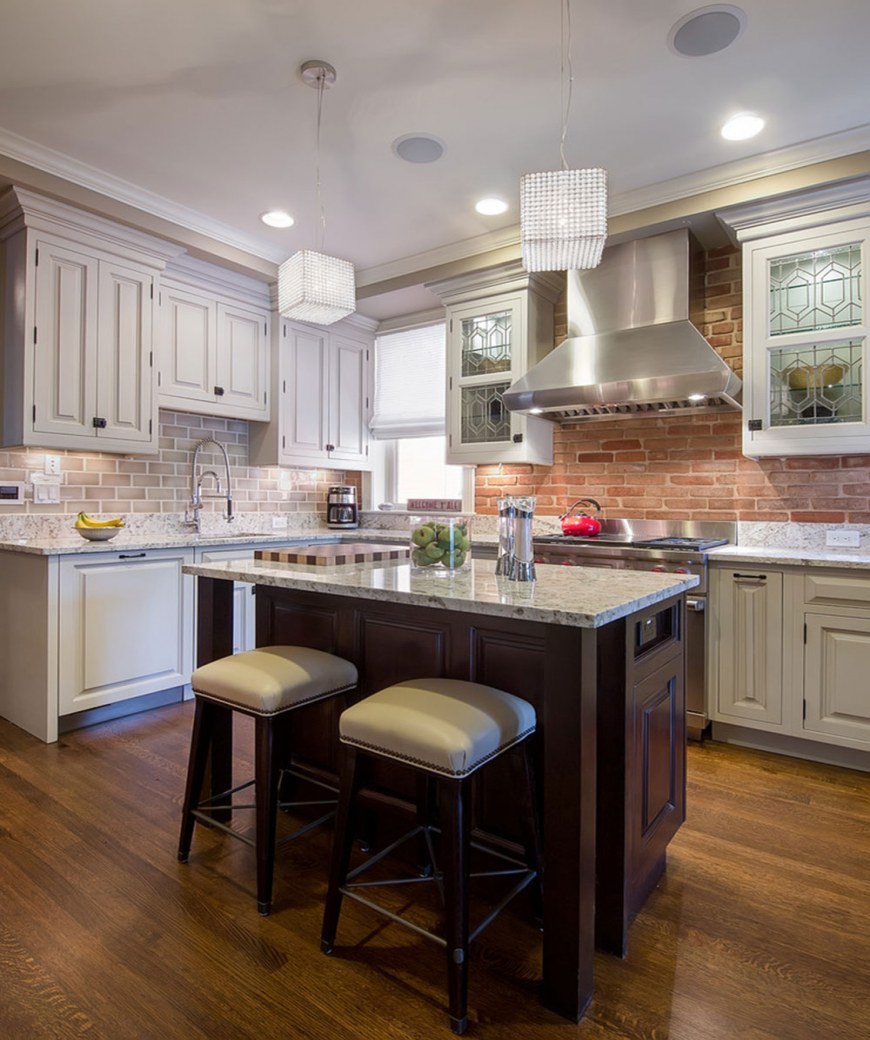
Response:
[0, 409, 360, 518]
[475, 247, 870, 524]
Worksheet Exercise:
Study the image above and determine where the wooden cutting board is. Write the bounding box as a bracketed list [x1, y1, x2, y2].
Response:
[254, 542, 410, 566]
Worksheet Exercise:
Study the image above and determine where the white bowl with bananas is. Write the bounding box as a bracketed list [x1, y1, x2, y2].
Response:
[74, 512, 126, 541]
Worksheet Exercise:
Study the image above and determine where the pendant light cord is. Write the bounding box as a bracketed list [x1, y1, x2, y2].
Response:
[314, 69, 327, 252]
[559, 0, 574, 172]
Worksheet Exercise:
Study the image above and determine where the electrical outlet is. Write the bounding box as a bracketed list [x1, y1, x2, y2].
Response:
[271, 515, 288, 530]
[44, 453, 62, 475]
[825, 529, 861, 548]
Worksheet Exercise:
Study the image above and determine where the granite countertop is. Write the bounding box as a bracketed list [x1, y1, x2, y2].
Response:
[0, 527, 412, 556]
[708, 545, 870, 569]
[183, 557, 699, 629]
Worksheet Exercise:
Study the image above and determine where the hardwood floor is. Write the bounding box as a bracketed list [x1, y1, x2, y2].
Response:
[1, 703, 868, 1040]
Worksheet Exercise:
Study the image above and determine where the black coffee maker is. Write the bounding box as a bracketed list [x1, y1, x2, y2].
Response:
[326, 486, 359, 529]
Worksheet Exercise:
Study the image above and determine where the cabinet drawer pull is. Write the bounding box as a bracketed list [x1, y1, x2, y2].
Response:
[119, 552, 147, 559]
[214, 385, 225, 396]
[92, 416, 107, 429]
[733, 573, 766, 581]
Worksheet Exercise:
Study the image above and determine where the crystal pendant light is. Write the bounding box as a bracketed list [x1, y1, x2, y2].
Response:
[520, 1, 607, 272]
[278, 60, 355, 325]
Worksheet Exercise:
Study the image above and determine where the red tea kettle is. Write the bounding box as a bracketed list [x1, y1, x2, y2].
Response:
[559, 498, 602, 536]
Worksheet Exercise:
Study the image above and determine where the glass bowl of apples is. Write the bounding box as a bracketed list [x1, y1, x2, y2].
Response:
[409, 516, 472, 574]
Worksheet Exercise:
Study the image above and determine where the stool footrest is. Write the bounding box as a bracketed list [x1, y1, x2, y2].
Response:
[340, 823, 538, 950]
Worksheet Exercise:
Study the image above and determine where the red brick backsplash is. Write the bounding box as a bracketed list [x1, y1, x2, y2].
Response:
[476, 247, 870, 523]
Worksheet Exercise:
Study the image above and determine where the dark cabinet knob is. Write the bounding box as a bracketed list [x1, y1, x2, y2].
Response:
[92, 417, 107, 429]
[214, 386, 225, 396]
[326, 443, 335, 452]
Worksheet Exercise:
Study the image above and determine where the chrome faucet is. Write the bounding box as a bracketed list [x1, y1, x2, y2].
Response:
[185, 438, 234, 534]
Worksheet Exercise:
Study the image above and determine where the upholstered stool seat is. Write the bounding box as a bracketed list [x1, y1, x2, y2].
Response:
[321, 677, 542, 1035]
[178, 646, 357, 915]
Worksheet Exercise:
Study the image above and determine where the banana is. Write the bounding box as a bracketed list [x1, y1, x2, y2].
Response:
[75, 512, 125, 528]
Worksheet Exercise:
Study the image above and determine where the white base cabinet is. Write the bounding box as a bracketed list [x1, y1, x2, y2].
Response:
[58, 549, 195, 716]
[0, 547, 194, 743]
[709, 562, 870, 757]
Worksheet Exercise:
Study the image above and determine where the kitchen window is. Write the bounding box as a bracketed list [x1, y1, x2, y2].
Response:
[370, 322, 474, 510]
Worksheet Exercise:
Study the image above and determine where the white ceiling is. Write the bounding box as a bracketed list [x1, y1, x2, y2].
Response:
[1, 0, 869, 320]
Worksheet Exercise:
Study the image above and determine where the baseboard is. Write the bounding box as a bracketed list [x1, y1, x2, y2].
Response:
[710, 722, 870, 773]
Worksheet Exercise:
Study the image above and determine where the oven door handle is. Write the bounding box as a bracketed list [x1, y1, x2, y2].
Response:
[685, 596, 705, 612]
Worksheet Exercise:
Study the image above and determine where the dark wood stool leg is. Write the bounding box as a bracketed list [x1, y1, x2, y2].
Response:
[178, 698, 215, 863]
[321, 746, 362, 954]
[440, 776, 470, 1036]
[254, 713, 284, 916]
[517, 738, 545, 920]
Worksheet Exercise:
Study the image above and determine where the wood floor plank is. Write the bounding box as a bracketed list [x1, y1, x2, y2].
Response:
[1, 704, 868, 1039]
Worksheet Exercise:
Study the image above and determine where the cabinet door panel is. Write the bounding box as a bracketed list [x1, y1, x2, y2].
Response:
[160, 285, 214, 402]
[33, 241, 99, 438]
[804, 613, 870, 746]
[328, 334, 367, 460]
[59, 552, 192, 714]
[215, 303, 268, 417]
[715, 569, 784, 726]
[285, 325, 328, 459]
[97, 261, 153, 444]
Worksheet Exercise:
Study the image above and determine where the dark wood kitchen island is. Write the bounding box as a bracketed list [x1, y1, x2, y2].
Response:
[184, 555, 698, 1024]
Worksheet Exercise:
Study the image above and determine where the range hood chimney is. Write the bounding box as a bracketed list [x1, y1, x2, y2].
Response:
[503, 229, 742, 421]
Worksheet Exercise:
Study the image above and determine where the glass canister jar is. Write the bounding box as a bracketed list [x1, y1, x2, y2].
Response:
[409, 515, 473, 573]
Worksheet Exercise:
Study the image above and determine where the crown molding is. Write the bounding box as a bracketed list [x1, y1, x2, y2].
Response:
[357, 124, 870, 290]
[0, 127, 288, 264]
[4, 120, 870, 290]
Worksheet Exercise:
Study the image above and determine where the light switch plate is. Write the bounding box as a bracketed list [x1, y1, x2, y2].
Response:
[44, 454, 62, 475]
[825, 529, 861, 548]
[271, 515, 288, 530]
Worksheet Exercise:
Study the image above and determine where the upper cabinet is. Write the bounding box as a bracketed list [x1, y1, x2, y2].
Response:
[157, 256, 270, 422]
[428, 263, 562, 465]
[718, 180, 870, 457]
[0, 187, 183, 454]
[248, 315, 374, 470]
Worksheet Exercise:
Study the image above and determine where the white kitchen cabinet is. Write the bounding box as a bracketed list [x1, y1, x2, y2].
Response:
[157, 256, 270, 421]
[710, 566, 784, 729]
[249, 315, 374, 469]
[427, 263, 562, 465]
[718, 185, 870, 458]
[709, 561, 870, 757]
[0, 187, 182, 454]
[58, 548, 195, 716]
[195, 545, 258, 654]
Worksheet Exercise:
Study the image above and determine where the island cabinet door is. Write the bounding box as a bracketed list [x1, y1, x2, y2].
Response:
[595, 600, 686, 957]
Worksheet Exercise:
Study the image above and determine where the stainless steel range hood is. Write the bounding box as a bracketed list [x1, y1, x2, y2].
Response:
[503, 229, 742, 421]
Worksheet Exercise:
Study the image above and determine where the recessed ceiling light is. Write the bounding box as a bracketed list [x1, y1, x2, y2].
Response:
[669, 5, 746, 57]
[392, 134, 446, 164]
[260, 210, 294, 228]
[721, 112, 765, 140]
[475, 197, 509, 216]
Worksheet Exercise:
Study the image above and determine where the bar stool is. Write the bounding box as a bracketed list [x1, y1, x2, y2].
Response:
[177, 645, 357, 915]
[320, 677, 542, 1035]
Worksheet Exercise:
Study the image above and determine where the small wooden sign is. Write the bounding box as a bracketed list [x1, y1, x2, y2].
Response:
[255, 542, 410, 567]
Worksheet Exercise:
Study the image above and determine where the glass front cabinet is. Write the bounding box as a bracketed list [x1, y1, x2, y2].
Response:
[428, 265, 562, 465]
[741, 214, 870, 457]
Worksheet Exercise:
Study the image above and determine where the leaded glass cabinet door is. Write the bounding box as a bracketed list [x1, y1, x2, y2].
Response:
[744, 219, 870, 456]
[445, 291, 553, 464]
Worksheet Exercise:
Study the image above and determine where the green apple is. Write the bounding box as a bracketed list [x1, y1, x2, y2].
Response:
[423, 542, 445, 560]
[412, 547, 436, 567]
[411, 524, 436, 547]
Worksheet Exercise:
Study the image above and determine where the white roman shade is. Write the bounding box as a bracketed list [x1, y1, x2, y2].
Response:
[370, 323, 446, 440]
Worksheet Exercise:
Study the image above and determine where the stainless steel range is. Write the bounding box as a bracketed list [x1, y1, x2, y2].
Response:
[534, 519, 736, 740]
